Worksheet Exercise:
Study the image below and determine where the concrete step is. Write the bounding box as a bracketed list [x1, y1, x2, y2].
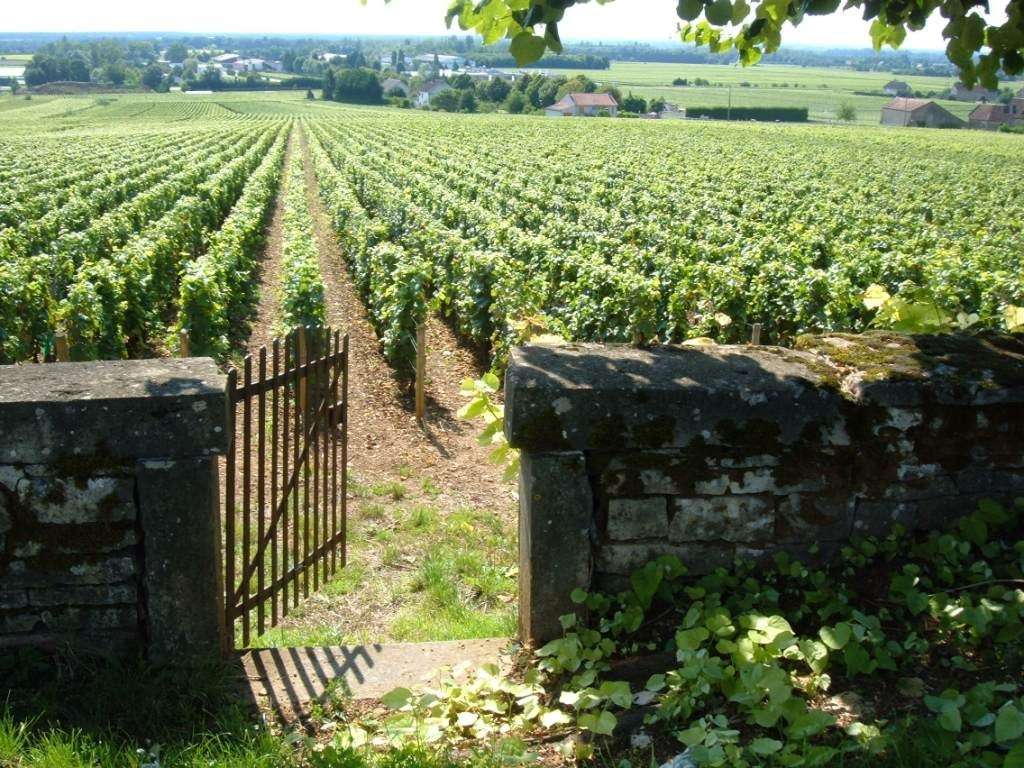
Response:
[239, 638, 514, 719]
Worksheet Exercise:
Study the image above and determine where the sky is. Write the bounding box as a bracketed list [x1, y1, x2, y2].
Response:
[2, 0, 1004, 51]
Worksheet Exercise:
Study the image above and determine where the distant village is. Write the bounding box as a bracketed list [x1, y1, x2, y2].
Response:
[879, 78, 1024, 130]
[2, 43, 1022, 130]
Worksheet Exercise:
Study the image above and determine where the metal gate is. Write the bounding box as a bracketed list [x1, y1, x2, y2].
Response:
[224, 326, 349, 647]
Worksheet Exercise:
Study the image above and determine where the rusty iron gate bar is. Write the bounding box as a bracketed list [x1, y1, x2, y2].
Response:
[224, 326, 349, 647]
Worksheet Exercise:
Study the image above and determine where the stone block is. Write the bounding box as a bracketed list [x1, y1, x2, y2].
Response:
[54, 527, 137, 554]
[595, 542, 734, 576]
[852, 500, 916, 537]
[776, 494, 855, 541]
[518, 451, 592, 646]
[35, 605, 138, 633]
[28, 584, 137, 608]
[137, 457, 225, 659]
[736, 540, 843, 568]
[596, 451, 720, 497]
[30, 475, 135, 525]
[505, 343, 843, 453]
[0, 612, 42, 634]
[606, 498, 668, 541]
[0, 358, 227, 464]
[0, 588, 28, 610]
[670, 495, 773, 544]
[69, 555, 137, 585]
[956, 468, 1024, 496]
[916, 495, 984, 529]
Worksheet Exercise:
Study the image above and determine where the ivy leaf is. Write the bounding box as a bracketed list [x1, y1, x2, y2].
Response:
[861, 283, 891, 310]
[959, 515, 988, 547]
[1005, 741, 1024, 768]
[749, 737, 784, 755]
[937, 707, 962, 733]
[578, 709, 617, 736]
[630, 561, 663, 610]
[743, 614, 793, 645]
[1004, 305, 1024, 332]
[597, 680, 634, 709]
[995, 704, 1024, 743]
[820, 622, 852, 650]
[676, 626, 711, 651]
[540, 709, 572, 728]
[381, 687, 412, 709]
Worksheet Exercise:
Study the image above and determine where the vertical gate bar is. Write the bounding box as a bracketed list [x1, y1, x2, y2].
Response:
[271, 339, 280, 628]
[311, 327, 321, 593]
[321, 326, 330, 585]
[293, 327, 302, 609]
[302, 325, 311, 600]
[257, 346, 267, 637]
[341, 334, 349, 568]
[322, 328, 331, 584]
[330, 330, 340, 576]
[224, 368, 237, 637]
[241, 355, 252, 648]
[281, 334, 291, 618]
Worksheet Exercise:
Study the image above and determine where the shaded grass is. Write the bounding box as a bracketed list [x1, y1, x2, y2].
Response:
[250, 468, 517, 648]
[0, 650, 290, 768]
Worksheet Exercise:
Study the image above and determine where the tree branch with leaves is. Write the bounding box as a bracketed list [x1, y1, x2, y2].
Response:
[367, 0, 1024, 89]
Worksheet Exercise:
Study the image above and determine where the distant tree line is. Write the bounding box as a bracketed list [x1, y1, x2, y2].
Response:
[471, 52, 609, 69]
[23, 38, 157, 87]
[686, 106, 809, 122]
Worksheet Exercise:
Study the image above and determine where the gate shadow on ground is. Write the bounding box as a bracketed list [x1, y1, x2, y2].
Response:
[236, 638, 513, 721]
[240, 644, 379, 717]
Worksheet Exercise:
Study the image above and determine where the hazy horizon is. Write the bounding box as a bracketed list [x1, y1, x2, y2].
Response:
[6, 0, 1009, 53]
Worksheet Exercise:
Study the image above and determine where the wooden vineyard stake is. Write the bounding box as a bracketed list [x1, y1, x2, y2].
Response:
[180, 329, 190, 358]
[54, 333, 70, 362]
[415, 323, 426, 423]
[297, 326, 308, 415]
[751, 323, 762, 346]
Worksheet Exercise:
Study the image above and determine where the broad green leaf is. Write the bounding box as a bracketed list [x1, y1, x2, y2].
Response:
[1005, 741, 1024, 768]
[1004, 305, 1024, 332]
[861, 283, 891, 310]
[509, 32, 546, 65]
[937, 707, 962, 733]
[995, 704, 1024, 743]
[540, 709, 572, 728]
[677, 626, 711, 651]
[820, 622, 852, 650]
[578, 709, 617, 736]
[749, 737, 783, 755]
[381, 687, 412, 709]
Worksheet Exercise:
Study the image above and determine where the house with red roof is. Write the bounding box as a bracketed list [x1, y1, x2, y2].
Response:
[545, 92, 618, 118]
[968, 102, 1018, 130]
[880, 98, 964, 128]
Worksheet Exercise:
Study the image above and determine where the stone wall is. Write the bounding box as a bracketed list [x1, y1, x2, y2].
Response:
[505, 332, 1024, 644]
[0, 359, 228, 658]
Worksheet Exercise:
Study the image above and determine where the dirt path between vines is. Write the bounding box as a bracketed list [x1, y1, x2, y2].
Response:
[295, 124, 509, 509]
[245, 125, 295, 352]
[225, 125, 514, 648]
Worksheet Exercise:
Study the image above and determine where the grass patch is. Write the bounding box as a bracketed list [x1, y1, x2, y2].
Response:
[253, 466, 517, 648]
[370, 481, 406, 501]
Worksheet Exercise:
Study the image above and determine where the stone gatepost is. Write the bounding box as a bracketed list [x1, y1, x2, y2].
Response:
[505, 334, 1024, 646]
[0, 359, 228, 659]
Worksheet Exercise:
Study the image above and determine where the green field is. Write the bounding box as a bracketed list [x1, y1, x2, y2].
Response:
[518, 61, 985, 123]
[0, 90, 1021, 367]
